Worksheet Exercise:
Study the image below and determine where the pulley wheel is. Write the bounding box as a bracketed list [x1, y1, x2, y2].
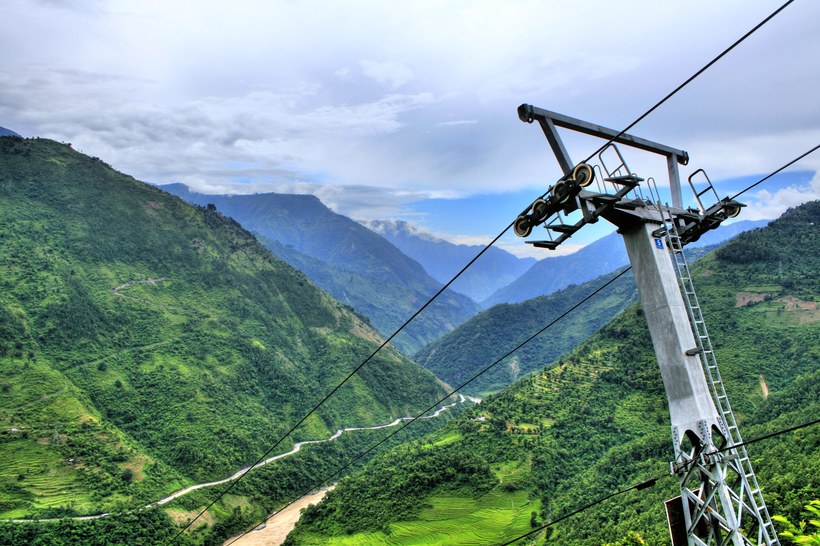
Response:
[514, 215, 532, 238]
[724, 205, 741, 218]
[531, 198, 548, 221]
[572, 163, 594, 187]
[552, 181, 570, 204]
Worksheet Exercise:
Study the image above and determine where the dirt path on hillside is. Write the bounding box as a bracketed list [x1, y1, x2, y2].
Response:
[759, 375, 769, 399]
[224, 486, 334, 546]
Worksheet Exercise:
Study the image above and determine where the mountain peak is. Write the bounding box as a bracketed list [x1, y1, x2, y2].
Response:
[0, 125, 21, 137]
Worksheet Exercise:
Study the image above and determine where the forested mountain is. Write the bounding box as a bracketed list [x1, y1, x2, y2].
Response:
[367, 219, 536, 304]
[0, 138, 450, 541]
[415, 244, 722, 397]
[286, 201, 819, 545]
[482, 219, 769, 307]
[162, 184, 480, 355]
[415, 267, 638, 396]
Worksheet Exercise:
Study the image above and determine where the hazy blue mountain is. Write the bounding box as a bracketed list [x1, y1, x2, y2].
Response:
[161, 184, 480, 355]
[0, 126, 21, 137]
[366, 220, 536, 305]
[482, 231, 628, 307]
[482, 219, 770, 307]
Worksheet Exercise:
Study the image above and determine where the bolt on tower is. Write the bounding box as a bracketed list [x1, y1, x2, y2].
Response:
[515, 104, 778, 545]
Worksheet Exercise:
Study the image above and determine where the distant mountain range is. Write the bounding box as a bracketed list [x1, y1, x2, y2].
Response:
[366, 220, 536, 304]
[481, 219, 769, 307]
[161, 184, 480, 356]
[161, 184, 770, 355]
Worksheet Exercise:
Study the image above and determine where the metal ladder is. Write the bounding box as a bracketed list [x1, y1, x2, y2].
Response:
[660, 210, 779, 545]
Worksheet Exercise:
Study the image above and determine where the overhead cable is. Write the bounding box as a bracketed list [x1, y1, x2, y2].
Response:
[578, 0, 795, 167]
[730, 143, 820, 200]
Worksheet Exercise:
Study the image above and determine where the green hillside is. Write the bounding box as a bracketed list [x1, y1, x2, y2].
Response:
[415, 245, 719, 397]
[415, 267, 638, 396]
[286, 202, 819, 545]
[162, 184, 480, 356]
[0, 138, 449, 534]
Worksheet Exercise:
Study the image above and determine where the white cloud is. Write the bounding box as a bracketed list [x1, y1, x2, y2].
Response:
[740, 172, 820, 221]
[1, 0, 817, 241]
[437, 120, 479, 127]
[359, 60, 414, 89]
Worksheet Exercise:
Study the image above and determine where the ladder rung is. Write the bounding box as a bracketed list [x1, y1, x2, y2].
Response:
[591, 194, 620, 204]
[604, 174, 644, 185]
[546, 224, 576, 233]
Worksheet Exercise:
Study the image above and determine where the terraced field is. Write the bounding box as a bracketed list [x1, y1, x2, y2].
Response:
[301, 461, 539, 545]
[0, 440, 95, 517]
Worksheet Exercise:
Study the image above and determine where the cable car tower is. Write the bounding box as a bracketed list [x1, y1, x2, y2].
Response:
[515, 104, 778, 546]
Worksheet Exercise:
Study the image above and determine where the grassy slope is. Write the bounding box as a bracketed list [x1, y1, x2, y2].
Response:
[286, 202, 819, 545]
[0, 137, 449, 522]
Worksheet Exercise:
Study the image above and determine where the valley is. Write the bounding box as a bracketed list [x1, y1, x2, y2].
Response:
[0, 136, 816, 546]
[0, 137, 456, 544]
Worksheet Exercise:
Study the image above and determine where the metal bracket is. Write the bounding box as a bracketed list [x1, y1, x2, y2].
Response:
[519, 104, 688, 208]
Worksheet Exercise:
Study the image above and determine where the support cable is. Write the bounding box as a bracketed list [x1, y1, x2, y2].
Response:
[577, 0, 794, 167]
[172, 3, 797, 539]
[730, 144, 820, 200]
[719, 417, 820, 453]
[499, 476, 663, 546]
[222, 267, 632, 546]
[499, 418, 820, 545]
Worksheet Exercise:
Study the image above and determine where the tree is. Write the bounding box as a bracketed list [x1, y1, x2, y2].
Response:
[773, 500, 820, 545]
[603, 531, 646, 545]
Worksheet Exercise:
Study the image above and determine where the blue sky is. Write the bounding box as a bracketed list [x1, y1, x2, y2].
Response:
[1, 0, 818, 257]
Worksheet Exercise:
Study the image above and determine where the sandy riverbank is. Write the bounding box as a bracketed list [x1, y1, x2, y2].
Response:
[224, 486, 335, 546]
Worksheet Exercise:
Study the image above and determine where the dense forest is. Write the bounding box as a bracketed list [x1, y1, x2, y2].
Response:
[287, 201, 819, 544]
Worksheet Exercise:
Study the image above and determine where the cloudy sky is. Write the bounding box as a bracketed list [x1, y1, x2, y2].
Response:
[2, 0, 818, 256]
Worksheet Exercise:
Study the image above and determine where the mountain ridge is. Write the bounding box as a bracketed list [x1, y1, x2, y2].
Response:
[366, 219, 536, 304]
[161, 184, 480, 355]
